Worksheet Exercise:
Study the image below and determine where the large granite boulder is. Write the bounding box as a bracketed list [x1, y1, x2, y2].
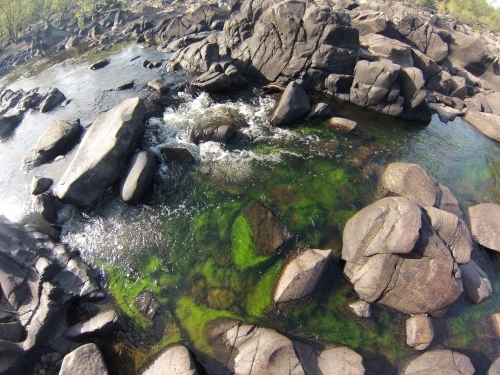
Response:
[23, 118, 82, 171]
[400, 349, 474, 375]
[269, 82, 311, 126]
[59, 344, 108, 375]
[54, 97, 146, 207]
[119, 150, 157, 204]
[141, 345, 198, 375]
[464, 111, 500, 142]
[342, 197, 463, 316]
[469, 203, 500, 252]
[274, 249, 332, 303]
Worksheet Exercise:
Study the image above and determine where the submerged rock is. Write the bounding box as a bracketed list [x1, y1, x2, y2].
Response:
[274, 249, 332, 304]
[327, 117, 357, 132]
[400, 349, 474, 375]
[269, 82, 310, 126]
[147, 79, 170, 93]
[89, 59, 110, 70]
[469, 203, 500, 252]
[190, 125, 236, 144]
[141, 345, 198, 375]
[59, 343, 108, 375]
[161, 147, 195, 164]
[54, 97, 146, 207]
[406, 315, 434, 350]
[464, 111, 500, 142]
[119, 150, 157, 204]
[23, 118, 82, 171]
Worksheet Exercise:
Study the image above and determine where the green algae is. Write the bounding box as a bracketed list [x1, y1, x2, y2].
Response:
[231, 215, 270, 270]
[245, 261, 282, 317]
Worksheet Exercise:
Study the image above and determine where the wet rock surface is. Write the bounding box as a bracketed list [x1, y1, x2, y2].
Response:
[119, 150, 158, 204]
[400, 349, 474, 375]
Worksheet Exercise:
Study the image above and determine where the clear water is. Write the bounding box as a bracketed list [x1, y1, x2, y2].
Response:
[1, 44, 500, 374]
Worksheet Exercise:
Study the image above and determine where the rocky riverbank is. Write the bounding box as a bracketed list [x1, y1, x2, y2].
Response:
[2, 0, 500, 374]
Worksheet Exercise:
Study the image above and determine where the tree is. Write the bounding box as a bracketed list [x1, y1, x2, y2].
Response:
[0, 0, 29, 41]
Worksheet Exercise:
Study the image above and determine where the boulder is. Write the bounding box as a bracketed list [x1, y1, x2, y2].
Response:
[327, 117, 357, 132]
[190, 125, 236, 144]
[406, 315, 434, 350]
[294, 341, 365, 375]
[119, 150, 157, 204]
[0, 341, 24, 374]
[274, 249, 333, 303]
[23, 118, 82, 171]
[161, 147, 195, 164]
[0, 111, 23, 139]
[0, 89, 23, 114]
[16, 89, 44, 111]
[398, 67, 432, 122]
[490, 358, 500, 375]
[348, 300, 372, 318]
[460, 260, 492, 304]
[343, 197, 463, 316]
[225, 64, 248, 88]
[141, 345, 198, 375]
[484, 92, 500, 116]
[54, 97, 146, 207]
[324, 74, 354, 99]
[401, 349, 474, 375]
[306, 103, 332, 119]
[411, 48, 442, 82]
[424, 207, 472, 264]
[447, 32, 495, 77]
[429, 103, 460, 123]
[469, 203, 500, 252]
[65, 35, 82, 48]
[65, 310, 127, 340]
[350, 10, 387, 36]
[89, 59, 110, 70]
[269, 82, 311, 126]
[35, 193, 58, 223]
[31, 176, 53, 195]
[0, 322, 24, 342]
[135, 291, 160, 320]
[40, 88, 66, 113]
[427, 70, 454, 95]
[192, 71, 232, 93]
[147, 79, 170, 93]
[115, 81, 134, 91]
[493, 313, 500, 340]
[59, 343, 108, 375]
[359, 33, 413, 67]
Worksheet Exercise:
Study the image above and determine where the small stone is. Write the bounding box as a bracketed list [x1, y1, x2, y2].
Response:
[142, 59, 150, 67]
[406, 315, 434, 350]
[491, 313, 500, 340]
[41, 354, 51, 363]
[348, 300, 372, 318]
[327, 117, 357, 132]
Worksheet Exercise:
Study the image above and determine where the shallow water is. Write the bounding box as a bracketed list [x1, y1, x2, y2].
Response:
[2, 43, 500, 374]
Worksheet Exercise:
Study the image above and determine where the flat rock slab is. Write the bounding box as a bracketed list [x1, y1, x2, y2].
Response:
[401, 349, 474, 375]
[90, 59, 110, 70]
[141, 345, 198, 375]
[269, 82, 310, 126]
[406, 315, 434, 350]
[460, 260, 492, 304]
[147, 79, 170, 93]
[327, 117, 357, 132]
[65, 310, 127, 340]
[59, 343, 108, 375]
[274, 249, 332, 303]
[464, 111, 500, 142]
[469, 203, 500, 252]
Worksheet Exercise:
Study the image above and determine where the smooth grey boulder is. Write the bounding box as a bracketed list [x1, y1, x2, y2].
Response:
[401, 349, 474, 375]
[427, 70, 454, 95]
[464, 111, 500, 142]
[59, 343, 108, 375]
[35, 193, 58, 223]
[208, 319, 305, 375]
[147, 79, 170, 93]
[489, 357, 500, 375]
[359, 33, 413, 67]
[406, 315, 434, 350]
[269, 82, 311, 126]
[294, 341, 365, 375]
[0, 111, 23, 139]
[54, 97, 145, 207]
[65, 310, 127, 340]
[460, 260, 492, 304]
[424, 207, 472, 264]
[141, 345, 198, 375]
[89, 59, 110, 70]
[348, 300, 372, 318]
[469, 203, 500, 252]
[0, 341, 24, 374]
[23, 118, 82, 171]
[119, 150, 157, 204]
[192, 71, 232, 93]
[40, 88, 66, 113]
[306, 103, 332, 119]
[343, 197, 463, 316]
[190, 125, 236, 144]
[274, 249, 332, 304]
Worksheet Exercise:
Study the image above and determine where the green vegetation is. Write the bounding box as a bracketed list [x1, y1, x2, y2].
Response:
[245, 261, 282, 317]
[231, 215, 270, 270]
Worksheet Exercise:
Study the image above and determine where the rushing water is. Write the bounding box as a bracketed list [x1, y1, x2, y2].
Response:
[1, 43, 500, 374]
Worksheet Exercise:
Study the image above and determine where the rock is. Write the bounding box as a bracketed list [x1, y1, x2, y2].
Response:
[31, 176, 53, 195]
[59, 343, 108, 375]
[144, 99, 164, 120]
[40, 88, 66, 113]
[489, 358, 500, 375]
[401, 350, 474, 374]
[493, 313, 500, 339]
[135, 291, 160, 320]
[190, 125, 236, 144]
[429, 103, 460, 123]
[306, 103, 332, 119]
[115, 81, 134, 91]
[424, 207, 472, 264]
[406, 315, 434, 350]
[147, 79, 169, 93]
[437, 183, 462, 218]
[411, 48, 442, 82]
[294, 341, 365, 375]
[398, 67, 432, 123]
[0, 89, 23, 114]
[359, 33, 413, 67]
[327, 117, 357, 132]
[269, 82, 311, 126]
[464, 97, 483, 113]
[225, 64, 247, 88]
[16, 89, 44, 111]
[54, 97, 145, 207]
[484, 92, 500, 116]
[460, 260, 492, 304]
[343, 197, 463, 316]
[119, 150, 157, 204]
[23, 118, 82, 171]
[324, 74, 354, 98]
[0, 341, 24, 374]
[208, 319, 305, 375]
[348, 300, 372, 318]
[35, 193, 58, 223]
[427, 70, 454, 95]
[192, 71, 231, 93]
[65, 310, 127, 340]
[274, 249, 332, 303]
[142, 59, 151, 67]
[381, 163, 438, 207]
[65, 35, 82, 48]
[469, 203, 500, 252]
[447, 32, 495, 77]
[141, 345, 198, 375]
[89, 59, 110, 70]
[0, 111, 23, 139]
[0, 322, 24, 342]
[244, 202, 293, 257]
[161, 147, 195, 164]
[351, 10, 387, 36]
